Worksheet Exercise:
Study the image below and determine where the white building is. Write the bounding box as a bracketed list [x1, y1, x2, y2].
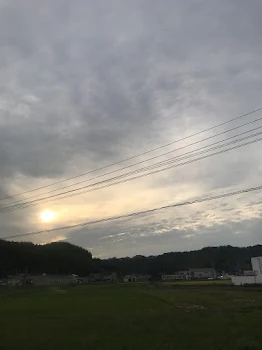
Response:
[243, 270, 255, 276]
[251, 256, 262, 275]
[189, 268, 216, 279]
[178, 271, 190, 277]
[123, 275, 136, 282]
[231, 257, 262, 285]
[162, 269, 216, 281]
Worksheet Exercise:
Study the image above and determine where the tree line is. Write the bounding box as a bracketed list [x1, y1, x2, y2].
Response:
[1, 239, 262, 278]
[0, 240, 92, 277]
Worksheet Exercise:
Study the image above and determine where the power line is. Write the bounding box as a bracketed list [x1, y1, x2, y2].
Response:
[52, 134, 262, 201]
[0, 129, 261, 212]
[1, 106, 261, 202]
[2, 183, 262, 241]
[2, 130, 262, 212]
[5, 115, 262, 206]
[2, 130, 262, 213]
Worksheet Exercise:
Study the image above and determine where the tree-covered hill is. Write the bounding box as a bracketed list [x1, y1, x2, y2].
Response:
[0, 240, 92, 277]
[1, 239, 262, 277]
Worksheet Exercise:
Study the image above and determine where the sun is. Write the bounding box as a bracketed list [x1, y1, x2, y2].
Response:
[41, 210, 55, 223]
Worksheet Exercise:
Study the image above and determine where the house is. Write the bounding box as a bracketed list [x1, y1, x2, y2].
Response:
[162, 268, 216, 281]
[231, 257, 262, 285]
[7, 274, 30, 286]
[103, 272, 118, 283]
[78, 277, 90, 284]
[8, 274, 25, 286]
[89, 273, 102, 282]
[123, 275, 136, 282]
[189, 268, 216, 280]
[32, 274, 78, 286]
[136, 274, 151, 282]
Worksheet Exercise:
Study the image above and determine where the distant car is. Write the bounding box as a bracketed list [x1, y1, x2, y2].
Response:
[217, 276, 224, 280]
[208, 277, 214, 280]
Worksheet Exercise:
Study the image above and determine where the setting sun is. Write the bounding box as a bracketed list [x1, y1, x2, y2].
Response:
[41, 210, 55, 223]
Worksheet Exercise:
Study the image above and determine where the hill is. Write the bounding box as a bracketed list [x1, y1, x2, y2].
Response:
[0, 240, 92, 277]
[98, 244, 262, 277]
[1, 240, 262, 277]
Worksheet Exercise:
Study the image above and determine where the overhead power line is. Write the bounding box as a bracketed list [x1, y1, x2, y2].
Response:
[2, 183, 262, 241]
[2, 130, 262, 212]
[5, 115, 262, 206]
[0, 130, 261, 213]
[1, 106, 261, 202]
[1, 130, 262, 213]
[49, 134, 262, 202]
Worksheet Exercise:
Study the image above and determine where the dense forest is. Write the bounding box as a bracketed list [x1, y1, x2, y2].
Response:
[0, 240, 92, 277]
[1, 239, 262, 278]
[98, 245, 262, 277]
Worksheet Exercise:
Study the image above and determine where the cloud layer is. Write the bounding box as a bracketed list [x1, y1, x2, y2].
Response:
[0, 0, 262, 257]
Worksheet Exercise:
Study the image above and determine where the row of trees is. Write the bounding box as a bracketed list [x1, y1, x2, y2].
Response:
[1, 239, 262, 278]
[98, 245, 262, 277]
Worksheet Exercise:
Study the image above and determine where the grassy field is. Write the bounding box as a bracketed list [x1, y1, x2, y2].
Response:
[1, 284, 262, 350]
[163, 279, 232, 285]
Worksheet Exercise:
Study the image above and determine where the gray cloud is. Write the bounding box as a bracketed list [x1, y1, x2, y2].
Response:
[0, 0, 262, 257]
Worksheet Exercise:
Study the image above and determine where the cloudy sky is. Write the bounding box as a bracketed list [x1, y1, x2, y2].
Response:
[1, 0, 262, 258]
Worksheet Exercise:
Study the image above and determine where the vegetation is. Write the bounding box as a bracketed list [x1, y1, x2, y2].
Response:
[100, 245, 262, 277]
[0, 284, 262, 349]
[1, 239, 262, 277]
[0, 240, 92, 277]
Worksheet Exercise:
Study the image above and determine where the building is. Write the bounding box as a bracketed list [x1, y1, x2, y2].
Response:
[103, 272, 118, 283]
[123, 275, 136, 282]
[7, 274, 79, 287]
[32, 274, 78, 286]
[243, 270, 255, 276]
[78, 277, 90, 284]
[7, 274, 26, 286]
[136, 275, 151, 282]
[89, 273, 102, 282]
[162, 274, 185, 282]
[251, 256, 262, 275]
[0, 279, 7, 286]
[231, 257, 262, 285]
[189, 268, 216, 280]
[178, 271, 190, 278]
[162, 269, 216, 282]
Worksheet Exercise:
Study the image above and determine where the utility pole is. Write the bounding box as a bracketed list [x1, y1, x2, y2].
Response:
[24, 265, 28, 285]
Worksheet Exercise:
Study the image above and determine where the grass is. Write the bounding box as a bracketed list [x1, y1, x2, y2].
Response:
[1, 284, 262, 350]
[164, 279, 232, 285]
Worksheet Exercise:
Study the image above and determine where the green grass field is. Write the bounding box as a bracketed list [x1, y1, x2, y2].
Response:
[1, 284, 262, 350]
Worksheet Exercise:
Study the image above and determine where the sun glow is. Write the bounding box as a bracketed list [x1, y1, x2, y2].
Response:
[41, 210, 55, 223]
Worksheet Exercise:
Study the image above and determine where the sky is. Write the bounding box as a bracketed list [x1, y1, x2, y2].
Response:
[0, 0, 262, 258]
